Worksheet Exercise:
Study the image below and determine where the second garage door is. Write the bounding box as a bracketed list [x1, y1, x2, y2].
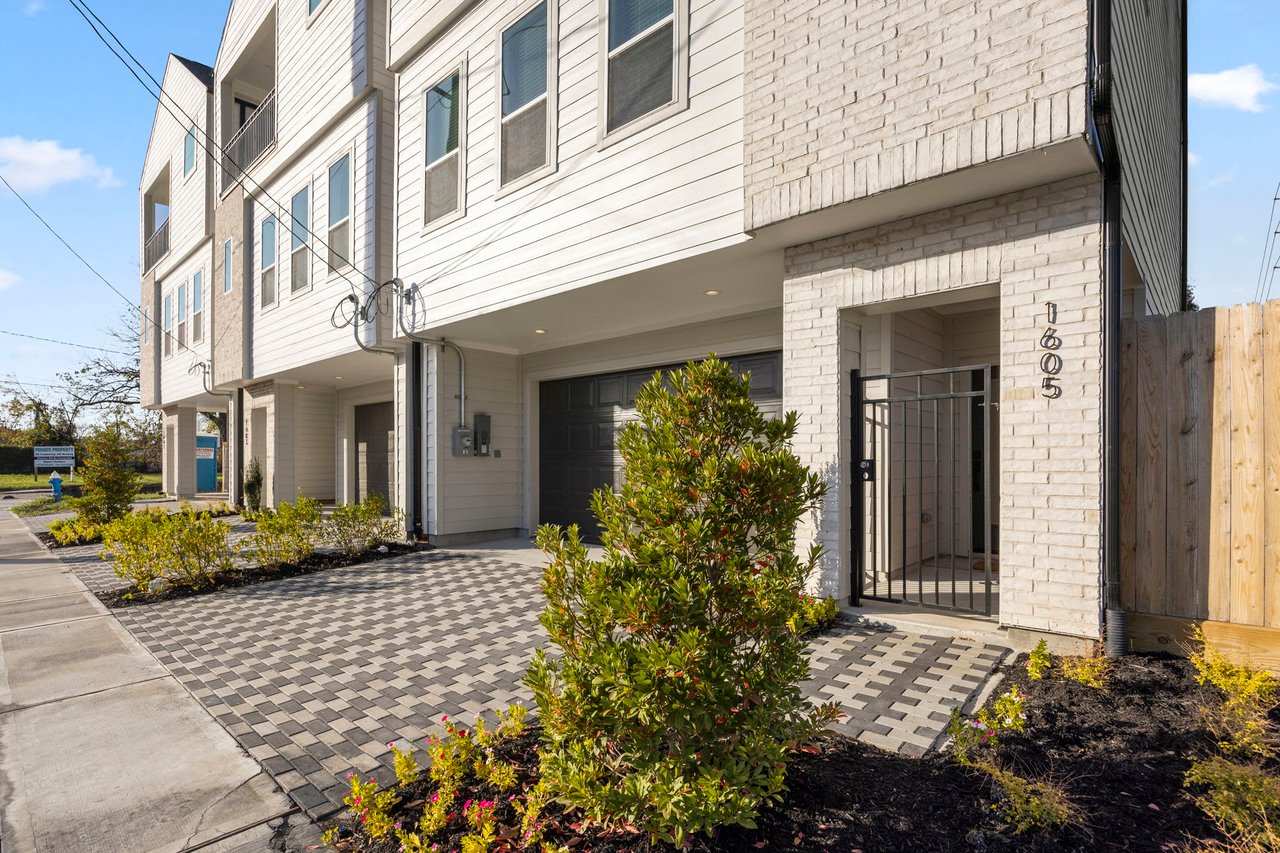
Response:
[538, 351, 783, 538]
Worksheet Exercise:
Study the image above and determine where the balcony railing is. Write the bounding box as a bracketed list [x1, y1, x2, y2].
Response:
[143, 218, 170, 272]
[221, 88, 276, 194]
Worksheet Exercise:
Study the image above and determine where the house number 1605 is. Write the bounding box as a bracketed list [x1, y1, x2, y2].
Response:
[1040, 302, 1063, 399]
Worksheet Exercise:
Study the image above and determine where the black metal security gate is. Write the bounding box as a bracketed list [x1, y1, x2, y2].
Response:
[851, 365, 998, 616]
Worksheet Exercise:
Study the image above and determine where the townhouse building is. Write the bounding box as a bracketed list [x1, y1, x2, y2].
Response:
[142, 0, 1186, 646]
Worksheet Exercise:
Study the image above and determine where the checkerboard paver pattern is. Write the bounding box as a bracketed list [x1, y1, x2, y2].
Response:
[38, 540, 1009, 819]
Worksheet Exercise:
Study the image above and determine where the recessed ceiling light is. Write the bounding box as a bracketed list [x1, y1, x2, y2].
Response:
[335, 375, 343, 380]
[533, 329, 547, 334]
[705, 289, 720, 296]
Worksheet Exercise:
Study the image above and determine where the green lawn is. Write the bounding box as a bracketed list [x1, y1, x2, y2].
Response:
[0, 472, 162, 491]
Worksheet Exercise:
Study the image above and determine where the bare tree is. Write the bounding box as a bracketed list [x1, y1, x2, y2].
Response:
[58, 311, 140, 409]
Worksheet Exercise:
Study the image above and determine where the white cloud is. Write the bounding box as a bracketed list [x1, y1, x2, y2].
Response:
[23, 1, 45, 16]
[1204, 172, 1236, 190]
[0, 136, 119, 194]
[0, 270, 19, 293]
[1189, 64, 1277, 112]
[1188, 151, 1200, 167]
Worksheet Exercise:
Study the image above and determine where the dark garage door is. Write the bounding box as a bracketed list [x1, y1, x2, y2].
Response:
[539, 352, 783, 539]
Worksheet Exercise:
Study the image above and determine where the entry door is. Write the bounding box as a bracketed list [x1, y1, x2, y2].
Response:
[354, 402, 394, 509]
[538, 352, 783, 541]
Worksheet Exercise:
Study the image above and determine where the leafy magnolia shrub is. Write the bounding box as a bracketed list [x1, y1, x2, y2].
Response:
[71, 420, 140, 524]
[246, 497, 322, 567]
[243, 457, 264, 512]
[526, 356, 838, 845]
[102, 508, 234, 591]
[326, 495, 405, 555]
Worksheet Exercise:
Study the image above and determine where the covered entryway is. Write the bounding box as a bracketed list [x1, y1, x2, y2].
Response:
[538, 351, 783, 539]
[354, 401, 394, 508]
[852, 364, 1000, 616]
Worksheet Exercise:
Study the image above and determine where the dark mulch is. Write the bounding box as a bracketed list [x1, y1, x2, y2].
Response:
[95, 542, 431, 608]
[328, 654, 1225, 853]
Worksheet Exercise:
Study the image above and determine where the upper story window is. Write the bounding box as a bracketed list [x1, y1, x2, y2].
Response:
[308, 0, 323, 13]
[327, 156, 351, 270]
[163, 292, 172, 356]
[176, 282, 188, 348]
[499, 2, 554, 189]
[291, 187, 310, 291]
[424, 67, 464, 227]
[223, 238, 233, 293]
[260, 215, 277, 308]
[192, 270, 204, 343]
[603, 0, 686, 137]
[183, 128, 196, 176]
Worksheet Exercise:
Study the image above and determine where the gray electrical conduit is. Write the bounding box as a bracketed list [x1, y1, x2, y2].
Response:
[389, 278, 467, 429]
[341, 292, 402, 358]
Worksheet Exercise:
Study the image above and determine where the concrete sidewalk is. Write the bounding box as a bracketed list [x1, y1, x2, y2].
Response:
[0, 511, 294, 853]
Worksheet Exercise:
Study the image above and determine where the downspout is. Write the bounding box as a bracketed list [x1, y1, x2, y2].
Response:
[235, 388, 245, 507]
[409, 341, 424, 539]
[1088, 0, 1127, 656]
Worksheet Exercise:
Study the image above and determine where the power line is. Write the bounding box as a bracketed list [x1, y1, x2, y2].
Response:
[1253, 181, 1280, 304]
[66, 0, 378, 306]
[0, 328, 130, 356]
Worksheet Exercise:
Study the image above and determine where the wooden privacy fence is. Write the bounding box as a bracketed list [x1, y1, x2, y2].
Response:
[1120, 301, 1280, 666]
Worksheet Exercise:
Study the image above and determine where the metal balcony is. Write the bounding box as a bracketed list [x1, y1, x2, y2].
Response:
[143, 218, 170, 273]
[221, 88, 276, 194]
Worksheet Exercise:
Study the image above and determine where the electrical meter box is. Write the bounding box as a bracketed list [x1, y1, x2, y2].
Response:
[473, 413, 491, 456]
[452, 426, 474, 456]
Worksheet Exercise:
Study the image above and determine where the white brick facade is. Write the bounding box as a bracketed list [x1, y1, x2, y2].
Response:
[784, 175, 1105, 639]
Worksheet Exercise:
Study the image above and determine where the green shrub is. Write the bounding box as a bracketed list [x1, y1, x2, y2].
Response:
[788, 592, 842, 634]
[1026, 639, 1053, 681]
[980, 760, 1078, 834]
[1186, 756, 1280, 851]
[326, 495, 405, 555]
[246, 498, 322, 568]
[70, 420, 140, 524]
[526, 356, 838, 845]
[1059, 647, 1111, 689]
[243, 457, 263, 512]
[102, 508, 234, 592]
[1190, 625, 1279, 760]
[48, 515, 105, 546]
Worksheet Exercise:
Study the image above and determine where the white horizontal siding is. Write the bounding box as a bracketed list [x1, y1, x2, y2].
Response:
[393, 0, 747, 327]
[248, 99, 381, 377]
[296, 388, 338, 499]
[156, 242, 216, 405]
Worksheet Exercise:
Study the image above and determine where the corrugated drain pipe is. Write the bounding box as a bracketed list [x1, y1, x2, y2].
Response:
[1089, 0, 1127, 657]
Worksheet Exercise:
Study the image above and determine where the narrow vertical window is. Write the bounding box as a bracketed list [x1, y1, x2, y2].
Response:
[177, 282, 188, 348]
[163, 293, 172, 356]
[500, 2, 550, 187]
[424, 69, 462, 224]
[184, 128, 196, 175]
[192, 271, 204, 343]
[261, 216, 277, 307]
[605, 0, 676, 133]
[223, 238, 233, 293]
[309, 0, 322, 13]
[291, 187, 310, 291]
[327, 158, 350, 270]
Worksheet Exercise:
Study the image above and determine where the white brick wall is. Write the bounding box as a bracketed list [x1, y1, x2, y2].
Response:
[744, 0, 1091, 230]
[784, 175, 1105, 639]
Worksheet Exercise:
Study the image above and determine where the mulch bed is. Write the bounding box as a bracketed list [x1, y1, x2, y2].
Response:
[95, 542, 431, 608]
[328, 653, 1226, 853]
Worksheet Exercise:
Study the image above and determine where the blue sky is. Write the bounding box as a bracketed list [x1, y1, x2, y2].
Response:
[0, 0, 1276, 397]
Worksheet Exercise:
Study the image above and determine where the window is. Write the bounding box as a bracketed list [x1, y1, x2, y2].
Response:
[260, 216, 277, 307]
[234, 97, 259, 130]
[291, 187, 309, 291]
[192, 271, 204, 343]
[223, 238, 233, 293]
[604, 0, 681, 135]
[184, 128, 196, 176]
[499, 2, 552, 187]
[177, 282, 188, 348]
[327, 157, 350, 270]
[163, 293, 172, 356]
[309, 0, 323, 12]
[424, 68, 463, 225]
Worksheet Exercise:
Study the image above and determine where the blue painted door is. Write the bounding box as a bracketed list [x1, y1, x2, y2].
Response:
[196, 435, 218, 493]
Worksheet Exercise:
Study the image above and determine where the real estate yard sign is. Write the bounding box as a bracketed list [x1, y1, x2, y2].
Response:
[33, 445, 76, 478]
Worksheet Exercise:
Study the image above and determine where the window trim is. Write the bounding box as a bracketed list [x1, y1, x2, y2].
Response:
[183, 128, 196, 177]
[421, 57, 468, 236]
[291, 183, 313, 293]
[162, 292, 172, 357]
[260, 213, 278, 310]
[596, 0, 689, 149]
[192, 269, 204, 343]
[223, 238, 234, 294]
[494, 0, 558, 198]
[176, 280, 188, 349]
[306, 0, 334, 26]
[325, 152, 354, 277]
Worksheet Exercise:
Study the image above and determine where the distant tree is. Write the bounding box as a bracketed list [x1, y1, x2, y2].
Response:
[0, 390, 79, 447]
[58, 310, 140, 410]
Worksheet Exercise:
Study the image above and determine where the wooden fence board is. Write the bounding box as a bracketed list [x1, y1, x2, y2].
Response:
[1207, 307, 1234, 622]
[1265, 302, 1280, 627]
[1119, 319, 1138, 612]
[1229, 304, 1264, 626]
[1167, 312, 1201, 618]
[1135, 315, 1168, 615]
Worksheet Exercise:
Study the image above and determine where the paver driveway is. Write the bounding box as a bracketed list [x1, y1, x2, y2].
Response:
[55, 546, 1009, 819]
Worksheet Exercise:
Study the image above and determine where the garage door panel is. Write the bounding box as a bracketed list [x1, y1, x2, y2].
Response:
[539, 351, 781, 541]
